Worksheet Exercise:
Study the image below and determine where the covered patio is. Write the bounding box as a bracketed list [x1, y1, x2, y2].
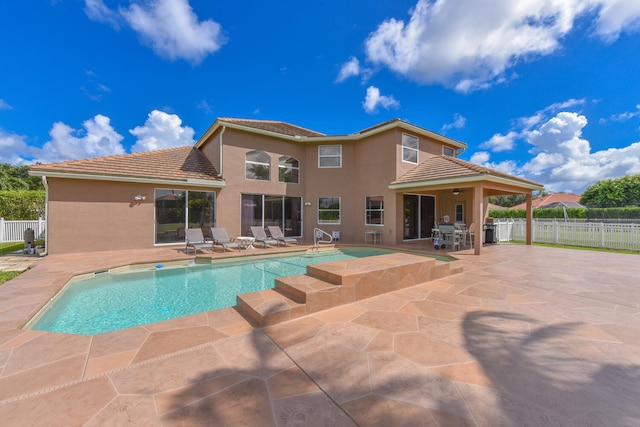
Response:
[0, 243, 638, 425]
[391, 155, 544, 255]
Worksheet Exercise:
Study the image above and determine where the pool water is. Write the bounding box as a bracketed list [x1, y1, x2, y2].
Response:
[30, 248, 425, 335]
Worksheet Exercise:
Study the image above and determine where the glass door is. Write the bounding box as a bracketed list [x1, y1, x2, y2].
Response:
[403, 194, 435, 240]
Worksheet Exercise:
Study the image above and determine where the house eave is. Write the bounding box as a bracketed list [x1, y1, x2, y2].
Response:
[389, 174, 543, 192]
[29, 170, 226, 189]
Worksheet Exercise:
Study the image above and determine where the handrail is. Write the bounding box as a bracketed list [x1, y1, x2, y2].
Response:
[313, 228, 333, 248]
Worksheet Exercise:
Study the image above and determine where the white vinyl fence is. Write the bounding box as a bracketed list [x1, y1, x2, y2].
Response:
[0, 219, 46, 243]
[494, 219, 640, 252]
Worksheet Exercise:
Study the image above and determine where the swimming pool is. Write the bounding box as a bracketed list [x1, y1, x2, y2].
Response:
[30, 247, 439, 335]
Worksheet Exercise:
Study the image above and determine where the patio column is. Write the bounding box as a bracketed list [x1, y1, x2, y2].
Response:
[526, 193, 533, 245]
[474, 184, 483, 255]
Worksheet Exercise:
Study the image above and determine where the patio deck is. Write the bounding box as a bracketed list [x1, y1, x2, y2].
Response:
[0, 243, 639, 426]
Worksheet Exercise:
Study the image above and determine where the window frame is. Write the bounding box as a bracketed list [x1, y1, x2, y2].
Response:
[154, 189, 216, 245]
[365, 195, 384, 226]
[402, 133, 419, 164]
[318, 145, 342, 168]
[442, 146, 455, 157]
[245, 150, 271, 181]
[318, 197, 341, 224]
[278, 156, 300, 183]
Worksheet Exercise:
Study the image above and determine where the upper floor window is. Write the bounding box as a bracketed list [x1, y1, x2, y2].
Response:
[318, 197, 341, 224]
[318, 145, 342, 168]
[278, 156, 300, 183]
[365, 196, 384, 226]
[402, 134, 418, 164]
[443, 146, 455, 157]
[245, 151, 270, 181]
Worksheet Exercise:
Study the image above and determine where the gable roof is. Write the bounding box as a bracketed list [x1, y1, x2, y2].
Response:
[30, 146, 225, 188]
[510, 193, 582, 210]
[195, 117, 467, 152]
[216, 118, 326, 137]
[389, 155, 543, 190]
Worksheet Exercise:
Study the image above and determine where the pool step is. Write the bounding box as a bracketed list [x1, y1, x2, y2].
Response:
[236, 254, 463, 327]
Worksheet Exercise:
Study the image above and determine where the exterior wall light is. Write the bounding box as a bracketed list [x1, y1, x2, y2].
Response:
[304, 201, 312, 206]
[134, 195, 146, 201]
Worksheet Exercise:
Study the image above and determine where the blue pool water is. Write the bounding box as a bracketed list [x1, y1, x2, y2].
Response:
[30, 247, 423, 335]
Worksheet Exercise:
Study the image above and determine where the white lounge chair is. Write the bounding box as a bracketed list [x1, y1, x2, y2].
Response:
[267, 226, 299, 246]
[185, 228, 214, 255]
[250, 226, 279, 248]
[210, 227, 239, 252]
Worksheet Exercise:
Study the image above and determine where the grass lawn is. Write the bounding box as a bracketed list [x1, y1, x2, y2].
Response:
[0, 271, 21, 286]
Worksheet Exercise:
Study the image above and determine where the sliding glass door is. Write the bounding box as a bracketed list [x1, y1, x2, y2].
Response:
[155, 189, 216, 244]
[241, 194, 302, 237]
[403, 194, 435, 240]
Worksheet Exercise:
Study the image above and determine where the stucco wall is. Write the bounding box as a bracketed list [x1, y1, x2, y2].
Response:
[46, 178, 156, 254]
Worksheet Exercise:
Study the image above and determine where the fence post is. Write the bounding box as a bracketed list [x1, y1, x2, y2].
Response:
[0, 217, 4, 243]
[553, 219, 558, 244]
[600, 223, 605, 248]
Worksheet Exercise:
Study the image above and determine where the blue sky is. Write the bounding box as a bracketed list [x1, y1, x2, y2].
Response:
[1, 0, 640, 194]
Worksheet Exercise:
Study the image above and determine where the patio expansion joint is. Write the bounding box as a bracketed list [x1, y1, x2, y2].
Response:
[261, 325, 360, 426]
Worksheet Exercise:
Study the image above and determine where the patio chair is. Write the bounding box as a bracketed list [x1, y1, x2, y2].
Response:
[185, 228, 214, 255]
[267, 226, 299, 246]
[250, 226, 279, 248]
[435, 224, 460, 251]
[210, 227, 240, 252]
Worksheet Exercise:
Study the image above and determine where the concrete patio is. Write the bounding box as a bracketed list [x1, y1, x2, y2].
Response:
[0, 243, 639, 426]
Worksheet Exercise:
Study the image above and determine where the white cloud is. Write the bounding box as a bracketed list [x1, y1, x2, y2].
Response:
[363, 86, 400, 114]
[593, 0, 640, 41]
[336, 57, 361, 83]
[363, 0, 640, 92]
[480, 131, 518, 152]
[130, 110, 195, 152]
[35, 115, 126, 164]
[470, 151, 489, 164]
[0, 99, 13, 110]
[520, 111, 640, 193]
[441, 113, 466, 131]
[602, 104, 640, 122]
[85, 0, 226, 64]
[0, 130, 30, 165]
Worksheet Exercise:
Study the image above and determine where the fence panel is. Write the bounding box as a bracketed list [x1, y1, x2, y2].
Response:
[493, 219, 640, 252]
[0, 219, 46, 243]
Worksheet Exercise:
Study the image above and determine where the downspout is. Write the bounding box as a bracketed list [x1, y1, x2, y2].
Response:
[40, 175, 48, 257]
[218, 125, 226, 177]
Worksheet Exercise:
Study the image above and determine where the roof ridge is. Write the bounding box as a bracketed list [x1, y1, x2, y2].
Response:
[30, 145, 192, 168]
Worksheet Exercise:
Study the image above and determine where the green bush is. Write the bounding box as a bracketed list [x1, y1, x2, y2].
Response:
[489, 208, 587, 219]
[0, 190, 45, 220]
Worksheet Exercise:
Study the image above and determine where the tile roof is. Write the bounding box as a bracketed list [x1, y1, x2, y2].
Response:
[391, 155, 542, 187]
[510, 193, 582, 210]
[30, 146, 222, 183]
[218, 118, 325, 137]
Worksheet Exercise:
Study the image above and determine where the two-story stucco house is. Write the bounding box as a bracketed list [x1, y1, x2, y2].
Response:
[30, 118, 543, 255]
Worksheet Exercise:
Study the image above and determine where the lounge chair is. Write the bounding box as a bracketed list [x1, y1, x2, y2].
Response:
[250, 226, 279, 248]
[210, 227, 240, 252]
[185, 228, 214, 255]
[267, 226, 299, 246]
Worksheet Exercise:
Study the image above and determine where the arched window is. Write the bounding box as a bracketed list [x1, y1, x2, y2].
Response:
[278, 156, 299, 183]
[245, 151, 270, 181]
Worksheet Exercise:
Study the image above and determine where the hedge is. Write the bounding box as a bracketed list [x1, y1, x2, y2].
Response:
[489, 206, 640, 220]
[489, 208, 587, 219]
[0, 190, 46, 220]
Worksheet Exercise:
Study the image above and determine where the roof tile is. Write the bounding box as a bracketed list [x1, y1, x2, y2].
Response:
[392, 155, 542, 187]
[219, 118, 325, 137]
[30, 146, 222, 182]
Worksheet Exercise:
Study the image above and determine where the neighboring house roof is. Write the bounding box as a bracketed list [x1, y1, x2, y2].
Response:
[487, 203, 505, 211]
[389, 155, 543, 190]
[510, 193, 582, 210]
[30, 146, 225, 188]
